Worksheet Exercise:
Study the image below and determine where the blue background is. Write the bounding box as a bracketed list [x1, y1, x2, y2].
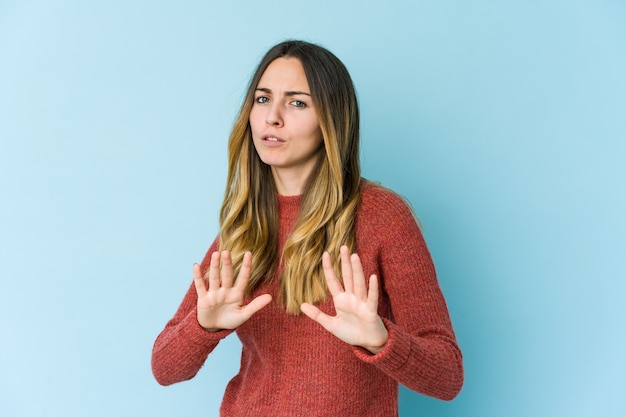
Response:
[1, 1, 625, 416]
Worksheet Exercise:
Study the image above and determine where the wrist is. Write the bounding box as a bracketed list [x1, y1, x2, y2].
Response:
[202, 326, 221, 333]
[362, 329, 389, 354]
[196, 314, 221, 333]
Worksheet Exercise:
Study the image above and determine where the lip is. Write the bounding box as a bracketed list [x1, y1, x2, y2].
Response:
[261, 134, 286, 146]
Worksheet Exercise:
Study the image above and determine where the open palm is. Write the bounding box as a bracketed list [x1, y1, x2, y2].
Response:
[301, 246, 388, 354]
[194, 250, 272, 332]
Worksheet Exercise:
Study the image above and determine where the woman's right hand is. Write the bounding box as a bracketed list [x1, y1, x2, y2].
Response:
[193, 250, 272, 332]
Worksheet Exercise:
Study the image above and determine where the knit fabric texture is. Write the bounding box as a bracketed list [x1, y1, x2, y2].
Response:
[152, 181, 463, 416]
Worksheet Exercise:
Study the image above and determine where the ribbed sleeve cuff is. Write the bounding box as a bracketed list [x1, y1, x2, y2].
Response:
[352, 318, 412, 371]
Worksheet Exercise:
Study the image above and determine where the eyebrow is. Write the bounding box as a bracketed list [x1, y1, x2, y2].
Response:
[255, 87, 311, 96]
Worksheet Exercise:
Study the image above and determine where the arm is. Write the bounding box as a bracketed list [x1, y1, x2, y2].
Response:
[151, 240, 228, 386]
[151, 280, 233, 386]
[354, 192, 464, 400]
[151, 243, 272, 386]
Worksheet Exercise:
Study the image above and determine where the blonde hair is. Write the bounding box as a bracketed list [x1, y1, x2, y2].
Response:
[219, 40, 361, 314]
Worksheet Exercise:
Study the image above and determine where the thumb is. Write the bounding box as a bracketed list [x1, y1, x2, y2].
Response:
[239, 293, 273, 320]
[301, 303, 332, 329]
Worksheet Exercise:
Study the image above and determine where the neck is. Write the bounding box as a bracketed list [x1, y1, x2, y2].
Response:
[271, 166, 311, 196]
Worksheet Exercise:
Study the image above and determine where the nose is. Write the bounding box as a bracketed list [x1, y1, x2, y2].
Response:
[265, 102, 283, 127]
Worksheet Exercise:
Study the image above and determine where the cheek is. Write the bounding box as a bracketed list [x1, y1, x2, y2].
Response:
[307, 124, 323, 147]
[299, 115, 322, 143]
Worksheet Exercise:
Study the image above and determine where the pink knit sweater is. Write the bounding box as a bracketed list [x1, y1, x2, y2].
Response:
[152, 182, 463, 416]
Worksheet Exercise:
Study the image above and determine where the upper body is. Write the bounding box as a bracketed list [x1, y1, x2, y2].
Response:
[151, 181, 464, 416]
[151, 40, 463, 416]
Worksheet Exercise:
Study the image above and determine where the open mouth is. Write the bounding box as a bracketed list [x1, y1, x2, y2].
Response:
[262, 135, 285, 144]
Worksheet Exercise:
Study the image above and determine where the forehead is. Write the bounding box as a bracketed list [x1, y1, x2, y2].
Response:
[257, 57, 310, 91]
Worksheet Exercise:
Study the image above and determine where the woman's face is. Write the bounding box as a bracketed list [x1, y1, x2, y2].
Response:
[249, 57, 323, 194]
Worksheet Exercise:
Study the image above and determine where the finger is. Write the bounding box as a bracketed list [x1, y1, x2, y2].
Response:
[220, 250, 234, 288]
[350, 253, 367, 300]
[240, 293, 272, 319]
[340, 245, 354, 293]
[300, 302, 321, 320]
[301, 302, 334, 332]
[234, 251, 252, 290]
[192, 263, 207, 298]
[207, 251, 221, 290]
[322, 252, 343, 296]
[366, 274, 380, 311]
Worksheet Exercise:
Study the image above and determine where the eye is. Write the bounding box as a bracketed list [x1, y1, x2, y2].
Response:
[255, 96, 270, 104]
[291, 100, 306, 108]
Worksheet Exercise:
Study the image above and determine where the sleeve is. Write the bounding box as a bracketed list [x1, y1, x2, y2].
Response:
[151, 239, 234, 386]
[352, 187, 464, 400]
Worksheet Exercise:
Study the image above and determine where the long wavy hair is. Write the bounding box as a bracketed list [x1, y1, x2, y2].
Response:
[218, 40, 361, 314]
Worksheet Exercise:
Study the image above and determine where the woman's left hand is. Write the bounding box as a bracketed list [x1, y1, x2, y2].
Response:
[301, 245, 389, 354]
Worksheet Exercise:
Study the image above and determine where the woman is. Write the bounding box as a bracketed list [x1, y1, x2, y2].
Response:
[152, 40, 463, 416]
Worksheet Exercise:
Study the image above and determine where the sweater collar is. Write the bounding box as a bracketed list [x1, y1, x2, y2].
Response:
[278, 194, 301, 220]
